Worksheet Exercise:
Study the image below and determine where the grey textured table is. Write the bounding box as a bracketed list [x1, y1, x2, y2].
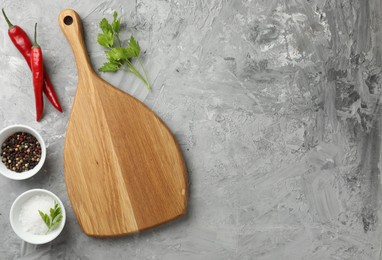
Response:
[0, 0, 381, 259]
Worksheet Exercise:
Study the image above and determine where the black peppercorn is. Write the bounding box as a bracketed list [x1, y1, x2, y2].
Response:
[1, 132, 41, 172]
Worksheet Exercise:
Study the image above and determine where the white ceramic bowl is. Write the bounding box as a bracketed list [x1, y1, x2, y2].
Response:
[10, 189, 66, 244]
[0, 125, 46, 180]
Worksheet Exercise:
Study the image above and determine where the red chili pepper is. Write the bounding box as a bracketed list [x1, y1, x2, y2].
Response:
[2, 9, 63, 113]
[30, 23, 44, 121]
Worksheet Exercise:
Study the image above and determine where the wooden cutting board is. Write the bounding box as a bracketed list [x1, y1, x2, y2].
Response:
[58, 9, 188, 237]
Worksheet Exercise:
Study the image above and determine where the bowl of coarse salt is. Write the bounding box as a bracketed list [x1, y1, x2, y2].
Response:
[10, 189, 66, 244]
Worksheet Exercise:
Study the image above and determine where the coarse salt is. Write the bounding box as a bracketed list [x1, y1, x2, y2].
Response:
[19, 195, 55, 235]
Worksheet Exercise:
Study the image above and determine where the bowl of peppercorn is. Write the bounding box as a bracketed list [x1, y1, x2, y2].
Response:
[0, 125, 46, 180]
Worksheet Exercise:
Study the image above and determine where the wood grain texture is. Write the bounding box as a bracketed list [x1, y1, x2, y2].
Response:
[58, 9, 188, 237]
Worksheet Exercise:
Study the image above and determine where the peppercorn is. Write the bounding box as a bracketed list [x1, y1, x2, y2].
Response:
[1, 132, 41, 172]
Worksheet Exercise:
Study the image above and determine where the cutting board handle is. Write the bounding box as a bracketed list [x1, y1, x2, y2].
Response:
[58, 9, 94, 76]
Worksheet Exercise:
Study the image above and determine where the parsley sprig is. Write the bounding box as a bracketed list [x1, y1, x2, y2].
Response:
[97, 11, 151, 90]
[38, 201, 63, 234]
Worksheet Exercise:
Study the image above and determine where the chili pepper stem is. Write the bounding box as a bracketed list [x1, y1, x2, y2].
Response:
[2, 8, 14, 29]
[33, 23, 39, 48]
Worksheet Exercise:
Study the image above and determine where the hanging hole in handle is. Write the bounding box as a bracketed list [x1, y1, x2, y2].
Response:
[64, 16, 73, 25]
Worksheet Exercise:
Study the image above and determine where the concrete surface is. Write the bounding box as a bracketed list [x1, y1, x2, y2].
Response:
[0, 0, 381, 259]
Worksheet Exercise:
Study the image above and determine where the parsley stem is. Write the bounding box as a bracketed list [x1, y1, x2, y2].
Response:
[123, 60, 151, 90]
[123, 60, 141, 78]
[137, 57, 151, 90]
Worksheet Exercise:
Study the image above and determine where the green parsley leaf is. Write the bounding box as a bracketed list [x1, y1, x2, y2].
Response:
[112, 11, 121, 34]
[38, 201, 63, 234]
[129, 36, 140, 57]
[51, 215, 63, 230]
[38, 210, 50, 226]
[122, 47, 135, 59]
[99, 18, 112, 35]
[99, 61, 121, 72]
[50, 202, 61, 221]
[106, 48, 127, 61]
[97, 32, 114, 48]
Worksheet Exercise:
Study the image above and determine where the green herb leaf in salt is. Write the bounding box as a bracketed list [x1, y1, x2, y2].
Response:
[38, 210, 50, 226]
[38, 201, 63, 234]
